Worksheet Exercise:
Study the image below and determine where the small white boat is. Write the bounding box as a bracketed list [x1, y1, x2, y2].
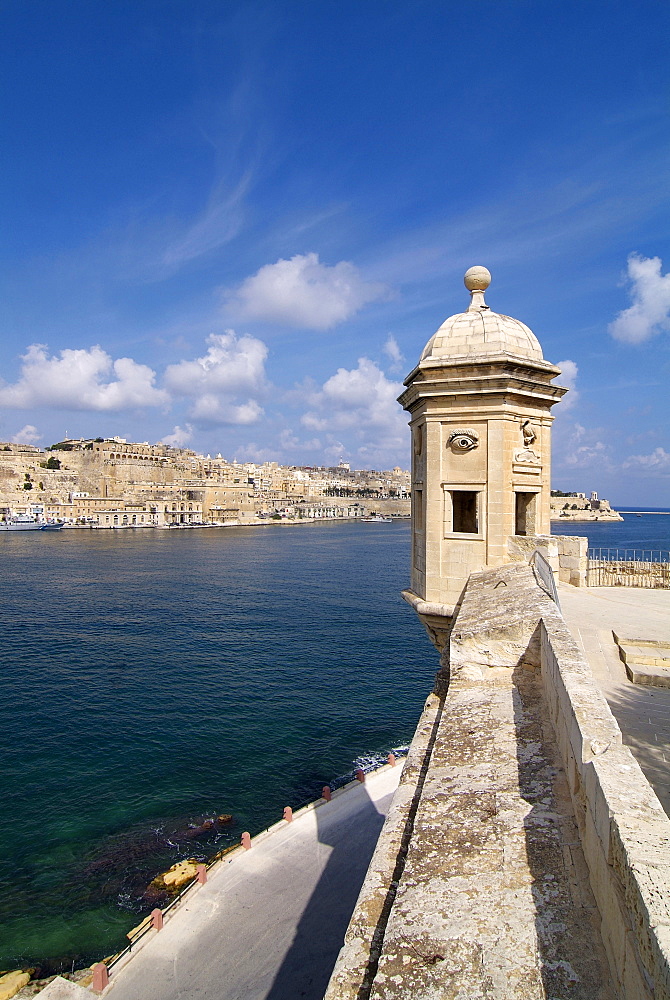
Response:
[0, 514, 63, 531]
[361, 514, 393, 522]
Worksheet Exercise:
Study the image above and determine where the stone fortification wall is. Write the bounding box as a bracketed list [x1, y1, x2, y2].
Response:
[354, 498, 410, 517]
[325, 563, 670, 999]
[509, 532, 588, 587]
[539, 599, 670, 999]
[551, 496, 623, 522]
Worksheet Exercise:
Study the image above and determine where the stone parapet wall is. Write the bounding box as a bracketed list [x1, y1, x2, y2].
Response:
[539, 602, 670, 999]
[325, 563, 670, 998]
[508, 532, 588, 587]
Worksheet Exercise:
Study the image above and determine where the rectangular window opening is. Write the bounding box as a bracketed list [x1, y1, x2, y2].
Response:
[515, 492, 536, 536]
[451, 490, 478, 533]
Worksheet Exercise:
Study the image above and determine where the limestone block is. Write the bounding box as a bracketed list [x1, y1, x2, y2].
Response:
[555, 534, 588, 557]
[559, 555, 582, 570]
[651, 923, 670, 1000]
[623, 928, 654, 1000]
[0, 972, 30, 1000]
[598, 878, 629, 982]
[449, 562, 549, 671]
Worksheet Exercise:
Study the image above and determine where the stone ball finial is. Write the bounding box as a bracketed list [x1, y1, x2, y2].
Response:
[464, 266, 491, 292]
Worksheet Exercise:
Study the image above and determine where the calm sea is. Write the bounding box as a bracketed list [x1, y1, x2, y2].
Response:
[1, 511, 668, 971]
[551, 508, 670, 552]
[0, 521, 434, 972]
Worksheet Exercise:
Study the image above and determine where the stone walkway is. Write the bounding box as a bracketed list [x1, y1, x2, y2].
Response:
[104, 765, 400, 1000]
[558, 584, 670, 816]
[367, 666, 615, 998]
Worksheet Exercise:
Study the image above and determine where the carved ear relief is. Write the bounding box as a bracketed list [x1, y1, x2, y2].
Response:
[447, 429, 479, 452]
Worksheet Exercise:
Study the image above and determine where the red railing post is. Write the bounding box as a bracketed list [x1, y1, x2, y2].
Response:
[151, 908, 163, 930]
[388, 752, 396, 767]
[283, 806, 293, 823]
[322, 785, 332, 801]
[92, 963, 109, 992]
[196, 864, 207, 884]
[356, 769, 365, 783]
[241, 831, 251, 850]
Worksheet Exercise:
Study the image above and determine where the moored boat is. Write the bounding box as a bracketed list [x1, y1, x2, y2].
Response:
[0, 514, 63, 531]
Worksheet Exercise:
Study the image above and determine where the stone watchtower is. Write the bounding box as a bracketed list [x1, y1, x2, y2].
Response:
[398, 266, 567, 621]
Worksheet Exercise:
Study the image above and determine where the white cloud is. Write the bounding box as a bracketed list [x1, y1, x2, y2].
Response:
[383, 334, 405, 372]
[160, 424, 194, 447]
[164, 330, 268, 426]
[11, 424, 40, 445]
[232, 443, 277, 464]
[609, 254, 670, 344]
[623, 447, 670, 473]
[559, 423, 612, 470]
[300, 357, 407, 465]
[0, 344, 168, 411]
[191, 396, 263, 425]
[279, 429, 321, 452]
[555, 358, 579, 409]
[229, 252, 388, 330]
[323, 438, 348, 462]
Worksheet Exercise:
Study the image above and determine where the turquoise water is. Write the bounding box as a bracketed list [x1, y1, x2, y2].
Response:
[0, 521, 435, 972]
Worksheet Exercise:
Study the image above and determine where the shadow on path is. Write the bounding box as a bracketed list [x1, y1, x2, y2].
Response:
[264, 785, 389, 1000]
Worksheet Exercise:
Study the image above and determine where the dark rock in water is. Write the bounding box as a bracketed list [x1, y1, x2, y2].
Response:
[81, 830, 168, 877]
[180, 819, 215, 839]
[141, 884, 167, 906]
[176, 815, 233, 839]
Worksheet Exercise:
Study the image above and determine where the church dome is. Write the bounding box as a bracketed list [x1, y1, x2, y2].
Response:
[419, 266, 544, 366]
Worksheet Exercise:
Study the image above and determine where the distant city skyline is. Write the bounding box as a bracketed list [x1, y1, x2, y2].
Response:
[1, 1, 669, 505]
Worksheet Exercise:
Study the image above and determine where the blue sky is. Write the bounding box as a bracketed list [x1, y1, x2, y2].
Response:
[1, 1, 669, 504]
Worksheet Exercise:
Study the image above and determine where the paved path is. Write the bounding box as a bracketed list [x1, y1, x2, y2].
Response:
[105, 765, 401, 1000]
[558, 584, 670, 816]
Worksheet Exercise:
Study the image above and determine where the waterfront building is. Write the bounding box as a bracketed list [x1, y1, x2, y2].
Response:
[0, 435, 409, 526]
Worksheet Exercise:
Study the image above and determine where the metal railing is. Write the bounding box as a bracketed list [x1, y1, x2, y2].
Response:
[530, 549, 561, 610]
[587, 548, 670, 588]
[103, 751, 409, 977]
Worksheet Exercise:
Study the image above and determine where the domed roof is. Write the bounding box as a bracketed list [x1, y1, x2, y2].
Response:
[419, 266, 544, 366]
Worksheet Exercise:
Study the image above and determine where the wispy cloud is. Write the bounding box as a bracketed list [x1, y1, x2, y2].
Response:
[383, 334, 405, 372]
[623, 447, 670, 474]
[363, 126, 670, 300]
[555, 422, 613, 471]
[158, 171, 254, 276]
[555, 359, 579, 409]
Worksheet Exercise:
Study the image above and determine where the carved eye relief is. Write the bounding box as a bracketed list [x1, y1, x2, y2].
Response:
[447, 429, 479, 452]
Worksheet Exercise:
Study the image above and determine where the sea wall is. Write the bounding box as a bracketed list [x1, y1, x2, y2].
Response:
[325, 564, 670, 998]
